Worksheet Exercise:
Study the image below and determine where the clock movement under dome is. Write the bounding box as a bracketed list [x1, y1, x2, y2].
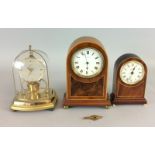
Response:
[11, 45, 57, 111]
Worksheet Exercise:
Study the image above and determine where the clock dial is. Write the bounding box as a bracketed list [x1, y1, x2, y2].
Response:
[71, 47, 104, 78]
[120, 60, 145, 85]
[15, 55, 46, 82]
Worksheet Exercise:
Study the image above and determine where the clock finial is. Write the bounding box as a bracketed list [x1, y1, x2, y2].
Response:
[29, 45, 34, 56]
[29, 45, 32, 51]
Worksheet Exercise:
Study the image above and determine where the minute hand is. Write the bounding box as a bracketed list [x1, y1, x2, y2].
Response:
[84, 53, 89, 67]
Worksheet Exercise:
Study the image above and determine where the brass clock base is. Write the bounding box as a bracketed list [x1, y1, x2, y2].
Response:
[11, 91, 57, 112]
[63, 94, 111, 107]
[110, 93, 147, 105]
[64, 106, 70, 109]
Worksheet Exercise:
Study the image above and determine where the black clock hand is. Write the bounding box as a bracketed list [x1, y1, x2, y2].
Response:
[131, 67, 136, 75]
[84, 53, 89, 70]
[128, 67, 136, 82]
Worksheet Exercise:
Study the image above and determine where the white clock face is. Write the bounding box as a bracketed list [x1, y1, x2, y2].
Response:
[120, 60, 145, 85]
[71, 47, 104, 78]
[15, 56, 46, 82]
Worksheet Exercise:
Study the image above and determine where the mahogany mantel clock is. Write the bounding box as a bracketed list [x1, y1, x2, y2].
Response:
[63, 36, 111, 108]
[111, 53, 147, 105]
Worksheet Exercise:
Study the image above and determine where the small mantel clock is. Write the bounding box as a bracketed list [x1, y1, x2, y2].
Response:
[63, 36, 111, 108]
[11, 45, 57, 111]
[111, 53, 147, 105]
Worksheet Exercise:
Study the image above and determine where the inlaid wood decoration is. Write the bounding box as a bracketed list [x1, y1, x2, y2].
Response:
[63, 36, 111, 108]
[110, 53, 147, 105]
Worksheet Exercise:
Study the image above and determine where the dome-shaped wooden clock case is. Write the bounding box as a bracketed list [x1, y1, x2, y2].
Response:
[63, 37, 111, 107]
[111, 53, 147, 105]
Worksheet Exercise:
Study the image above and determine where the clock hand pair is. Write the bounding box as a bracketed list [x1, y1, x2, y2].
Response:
[128, 67, 136, 82]
[27, 67, 34, 77]
[84, 53, 89, 70]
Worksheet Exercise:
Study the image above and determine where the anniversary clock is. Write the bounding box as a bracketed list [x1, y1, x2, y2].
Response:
[63, 36, 111, 108]
[110, 53, 147, 105]
[11, 45, 57, 111]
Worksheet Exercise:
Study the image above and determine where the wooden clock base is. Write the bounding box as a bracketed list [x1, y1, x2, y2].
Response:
[110, 93, 147, 105]
[63, 94, 111, 107]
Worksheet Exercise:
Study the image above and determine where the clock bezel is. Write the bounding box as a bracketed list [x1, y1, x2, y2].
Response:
[119, 59, 146, 86]
[19, 57, 46, 83]
[71, 47, 105, 79]
[118, 57, 147, 86]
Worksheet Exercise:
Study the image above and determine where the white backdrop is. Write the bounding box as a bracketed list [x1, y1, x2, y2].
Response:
[0, 28, 154, 126]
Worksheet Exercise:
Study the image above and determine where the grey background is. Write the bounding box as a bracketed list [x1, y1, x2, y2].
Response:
[0, 28, 154, 127]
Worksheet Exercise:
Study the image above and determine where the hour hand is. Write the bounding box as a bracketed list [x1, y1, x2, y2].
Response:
[131, 67, 136, 75]
[27, 66, 33, 72]
[27, 67, 33, 76]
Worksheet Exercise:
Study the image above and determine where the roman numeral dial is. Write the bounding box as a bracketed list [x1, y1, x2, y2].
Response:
[71, 47, 104, 78]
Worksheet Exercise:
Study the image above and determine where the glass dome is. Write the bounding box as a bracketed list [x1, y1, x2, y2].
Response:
[11, 45, 57, 111]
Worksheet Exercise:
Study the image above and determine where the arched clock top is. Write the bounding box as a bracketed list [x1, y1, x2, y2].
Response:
[66, 36, 109, 83]
[113, 53, 147, 86]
